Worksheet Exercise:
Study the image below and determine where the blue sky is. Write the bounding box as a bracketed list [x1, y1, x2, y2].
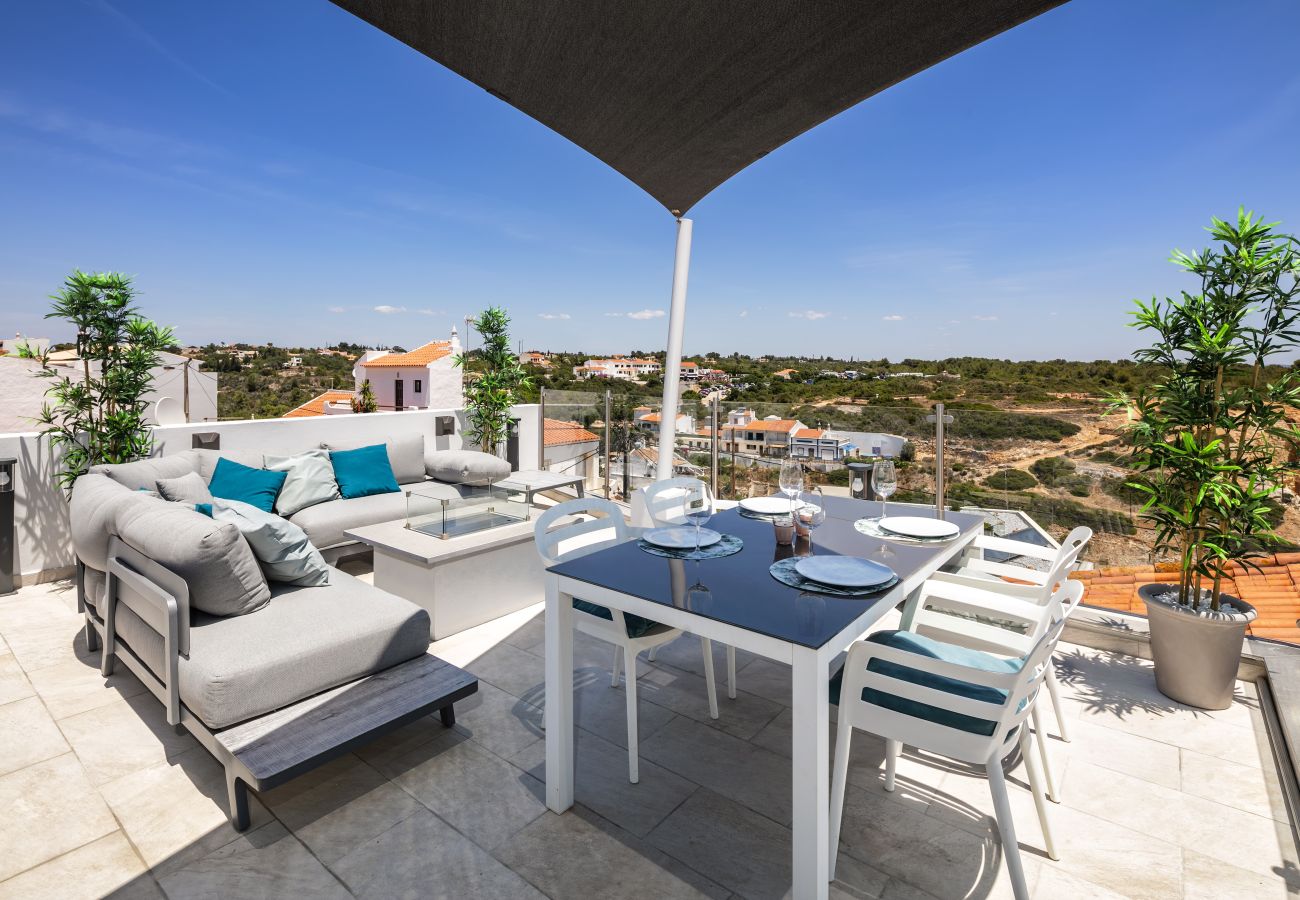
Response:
[2, 1, 1298, 360]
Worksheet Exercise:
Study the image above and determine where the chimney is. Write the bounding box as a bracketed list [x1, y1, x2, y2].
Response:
[450, 325, 461, 354]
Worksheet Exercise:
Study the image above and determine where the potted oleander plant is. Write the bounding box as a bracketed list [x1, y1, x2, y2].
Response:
[456, 306, 531, 455]
[37, 271, 175, 490]
[1114, 210, 1300, 708]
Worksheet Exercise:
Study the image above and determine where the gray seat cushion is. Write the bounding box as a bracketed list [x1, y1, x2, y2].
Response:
[287, 487, 417, 550]
[426, 449, 511, 484]
[322, 433, 426, 484]
[85, 567, 431, 729]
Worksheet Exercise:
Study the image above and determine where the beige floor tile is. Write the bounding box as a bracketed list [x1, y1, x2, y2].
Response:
[0, 695, 70, 777]
[0, 831, 161, 900]
[156, 821, 351, 899]
[0, 650, 34, 707]
[0, 753, 118, 881]
[97, 748, 272, 877]
[57, 693, 197, 786]
[26, 655, 148, 720]
[1041, 805, 1183, 899]
[1064, 716, 1181, 789]
[1182, 847, 1293, 899]
[1063, 758, 1291, 877]
[1180, 747, 1290, 822]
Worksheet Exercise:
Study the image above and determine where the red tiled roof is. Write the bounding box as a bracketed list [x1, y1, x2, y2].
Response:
[729, 418, 798, 433]
[794, 428, 824, 439]
[1072, 551, 1300, 643]
[360, 341, 453, 368]
[544, 418, 599, 447]
[282, 390, 354, 418]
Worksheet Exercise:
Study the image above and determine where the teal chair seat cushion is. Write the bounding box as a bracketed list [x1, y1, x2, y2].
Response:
[830, 630, 1023, 737]
[571, 598, 663, 639]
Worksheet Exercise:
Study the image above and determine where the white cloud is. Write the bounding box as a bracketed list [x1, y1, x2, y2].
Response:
[971, 314, 999, 321]
[416, 308, 443, 316]
[374, 305, 406, 314]
[881, 314, 904, 321]
[327, 305, 346, 314]
[738, 310, 749, 318]
[627, 309, 665, 320]
[788, 310, 829, 320]
[603, 312, 623, 318]
[538, 313, 571, 320]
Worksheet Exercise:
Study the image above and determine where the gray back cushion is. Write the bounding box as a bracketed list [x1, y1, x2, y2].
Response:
[113, 495, 271, 616]
[91, 451, 200, 492]
[322, 433, 426, 484]
[192, 448, 266, 484]
[156, 471, 214, 504]
[208, 498, 330, 586]
[426, 449, 511, 484]
[70, 473, 147, 572]
[265, 449, 340, 517]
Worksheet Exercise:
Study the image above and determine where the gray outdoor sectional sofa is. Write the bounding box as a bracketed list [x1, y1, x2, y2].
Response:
[68, 433, 506, 829]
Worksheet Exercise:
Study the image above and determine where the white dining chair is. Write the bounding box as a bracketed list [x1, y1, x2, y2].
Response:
[906, 565, 1086, 802]
[535, 496, 722, 783]
[829, 584, 1082, 900]
[916, 525, 1092, 746]
[641, 476, 739, 701]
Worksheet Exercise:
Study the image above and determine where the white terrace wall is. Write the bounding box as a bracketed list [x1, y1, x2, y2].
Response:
[3, 404, 542, 584]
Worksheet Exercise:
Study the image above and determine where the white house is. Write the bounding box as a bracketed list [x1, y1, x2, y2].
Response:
[543, 418, 601, 490]
[353, 331, 463, 411]
[572, 357, 662, 381]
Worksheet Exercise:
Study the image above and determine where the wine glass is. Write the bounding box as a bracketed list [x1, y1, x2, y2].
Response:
[778, 459, 804, 517]
[872, 460, 898, 559]
[684, 482, 714, 556]
[796, 487, 827, 554]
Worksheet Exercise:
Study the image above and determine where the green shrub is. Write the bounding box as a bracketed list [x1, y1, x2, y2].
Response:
[1030, 456, 1077, 485]
[981, 469, 1037, 491]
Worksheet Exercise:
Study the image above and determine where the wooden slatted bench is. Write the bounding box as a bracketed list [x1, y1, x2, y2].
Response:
[212, 654, 478, 829]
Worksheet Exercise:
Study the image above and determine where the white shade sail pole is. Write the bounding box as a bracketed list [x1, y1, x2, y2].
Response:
[656, 217, 693, 479]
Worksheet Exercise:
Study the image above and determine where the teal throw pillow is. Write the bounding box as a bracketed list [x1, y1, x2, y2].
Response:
[208, 457, 287, 514]
[330, 444, 400, 499]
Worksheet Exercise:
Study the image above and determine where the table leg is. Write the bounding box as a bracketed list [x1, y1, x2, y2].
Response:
[544, 575, 575, 812]
[897, 585, 923, 631]
[791, 645, 830, 900]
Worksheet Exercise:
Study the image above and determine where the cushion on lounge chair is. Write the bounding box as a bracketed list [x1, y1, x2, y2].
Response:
[425, 448, 512, 485]
[156, 471, 214, 504]
[323, 433, 426, 485]
[87, 567, 431, 729]
[192, 449, 266, 483]
[208, 458, 287, 513]
[90, 451, 201, 493]
[830, 630, 1022, 736]
[571, 598, 664, 639]
[71, 474, 146, 572]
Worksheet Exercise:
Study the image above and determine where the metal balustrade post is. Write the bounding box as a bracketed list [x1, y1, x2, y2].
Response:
[710, 395, 719, 496]
[926, 403, 953, 520]
[538, 391, 547, 469]
[604, 390, 612, 499]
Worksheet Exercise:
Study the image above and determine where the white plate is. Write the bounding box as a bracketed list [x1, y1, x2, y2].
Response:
[877, 516, 960, 539]
[794, 556, 895, 589]
[739, 496, 803, 515]
[643, 527, 721, 549]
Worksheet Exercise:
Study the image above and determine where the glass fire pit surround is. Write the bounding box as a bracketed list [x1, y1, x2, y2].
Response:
[406, 480, 530, 539]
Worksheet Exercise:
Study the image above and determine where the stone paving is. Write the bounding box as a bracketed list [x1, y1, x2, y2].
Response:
[1, 573, 1298, 899]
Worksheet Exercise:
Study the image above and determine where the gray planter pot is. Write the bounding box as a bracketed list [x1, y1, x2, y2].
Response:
[1139, 583, 1256, 710]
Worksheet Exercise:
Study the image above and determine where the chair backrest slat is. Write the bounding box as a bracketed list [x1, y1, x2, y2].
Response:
[642, 477, 708, 526]
[535, 497, 631, 565]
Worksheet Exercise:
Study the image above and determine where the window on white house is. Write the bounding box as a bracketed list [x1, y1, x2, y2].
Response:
[414, 379, 423, 393]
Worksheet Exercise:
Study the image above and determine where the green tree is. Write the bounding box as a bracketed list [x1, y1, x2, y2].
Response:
[37, 271, 175, 489]
[1114, 209, 1300, 609]
[456, 306, 532, 454]
[352, 379, 378, 413]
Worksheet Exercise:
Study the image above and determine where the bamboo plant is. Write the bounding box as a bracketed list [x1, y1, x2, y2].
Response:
[455, 306, 532, 454]
[1114, 210, 1300, 611]
[37, 271, 175, 490]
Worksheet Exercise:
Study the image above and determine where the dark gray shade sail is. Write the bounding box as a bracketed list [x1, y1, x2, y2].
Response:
[331, 0, 1065, 214]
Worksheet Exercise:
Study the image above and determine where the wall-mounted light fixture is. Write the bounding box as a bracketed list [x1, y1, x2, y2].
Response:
[846, 461, 870, 501]
[192, 432, 221, 451]
[0, 457, 15, 596]
[435, 416, 456, 437]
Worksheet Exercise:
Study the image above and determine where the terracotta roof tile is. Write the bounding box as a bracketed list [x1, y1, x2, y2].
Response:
[544, 418, 599, 447]
[282, 390, 354, 418]
[360, 340, 453, 368]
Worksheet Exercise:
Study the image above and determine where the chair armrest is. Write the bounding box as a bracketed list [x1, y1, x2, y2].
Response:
[926, 571, 1044, 602]
[958, 558, 1051, 585]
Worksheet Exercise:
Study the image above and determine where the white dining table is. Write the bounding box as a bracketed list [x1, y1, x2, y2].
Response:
[543, 498, 984, 900]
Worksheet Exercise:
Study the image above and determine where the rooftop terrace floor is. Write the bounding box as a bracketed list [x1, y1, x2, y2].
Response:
[1, 570, 1297, 899]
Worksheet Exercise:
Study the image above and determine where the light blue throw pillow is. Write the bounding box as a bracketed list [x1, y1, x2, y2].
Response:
[208, 457, 287, 514]
[265, 449, 341, 516]
[197, 498, 330, 586]
[330, 444, 400, 499]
